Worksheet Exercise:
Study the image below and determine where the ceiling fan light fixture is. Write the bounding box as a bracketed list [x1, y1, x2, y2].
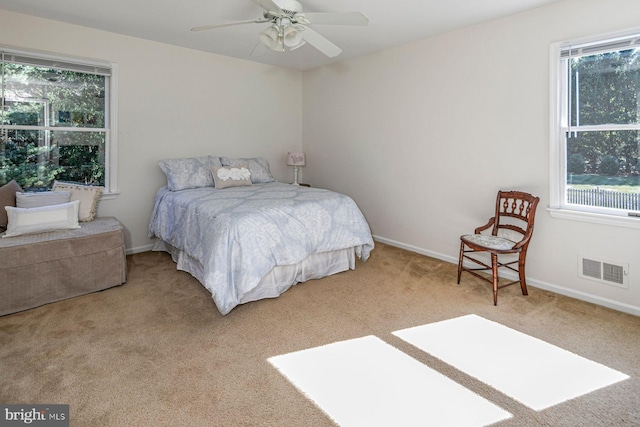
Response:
[283, 25, 304, 47]
[259, 25, 280, 50]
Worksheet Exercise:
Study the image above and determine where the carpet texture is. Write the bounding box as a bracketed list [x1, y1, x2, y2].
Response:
[1, 243, 639, 426]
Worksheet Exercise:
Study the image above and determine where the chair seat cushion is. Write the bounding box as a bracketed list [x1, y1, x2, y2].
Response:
[462, 234, 515, 250]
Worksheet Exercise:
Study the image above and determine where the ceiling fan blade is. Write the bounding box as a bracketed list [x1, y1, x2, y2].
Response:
[251, 0, 282, 14]
[303, 12, 369, 26]
[191, 19, 269, 32]
[301, 27, 342, 58]
[250, 41, 269, 57]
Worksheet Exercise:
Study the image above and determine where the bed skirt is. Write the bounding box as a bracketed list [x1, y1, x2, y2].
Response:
[152, 239, 355, 308]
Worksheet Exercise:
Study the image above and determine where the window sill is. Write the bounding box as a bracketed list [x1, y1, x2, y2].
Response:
[101, 191, 120, 201]
[547, 207, 640, 229]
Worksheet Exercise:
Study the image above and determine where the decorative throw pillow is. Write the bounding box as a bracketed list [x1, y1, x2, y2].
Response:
[16, 191, 72, 209]
[211, 164, 253, 189]
[3, 200, 80, 238]
[158, 156, 223, 191]
[0, 180, 23, 230]
[52, 181, 104, 222]
[220, 157, 275, 184]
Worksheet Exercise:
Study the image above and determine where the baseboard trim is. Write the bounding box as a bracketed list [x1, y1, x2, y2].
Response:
[126, 244, 153, 255]
[373, 235, 459, 264]
[372, 235, 640, 317]
[525, 278, 640, 317]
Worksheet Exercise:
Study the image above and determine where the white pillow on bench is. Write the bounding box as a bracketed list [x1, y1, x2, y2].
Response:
[3, 200, 80, 238]
[16, 191, 71, 208]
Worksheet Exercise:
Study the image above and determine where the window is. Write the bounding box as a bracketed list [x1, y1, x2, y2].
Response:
[0, 48, 117, 194]
[550, 32, 640, 227]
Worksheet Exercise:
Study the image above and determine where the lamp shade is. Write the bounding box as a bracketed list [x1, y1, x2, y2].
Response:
[283, 25, 303, 47]
[287, 152, 305, 166]
[259, 25, 280, 50]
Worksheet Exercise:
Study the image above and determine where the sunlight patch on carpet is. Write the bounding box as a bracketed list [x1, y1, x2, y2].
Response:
[393, 314, 629, 411]
[268, 335, 511, 427]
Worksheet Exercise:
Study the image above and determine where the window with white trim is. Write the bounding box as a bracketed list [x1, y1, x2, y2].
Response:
[550, 32, 640, 226]
[0, 48, 117, 193]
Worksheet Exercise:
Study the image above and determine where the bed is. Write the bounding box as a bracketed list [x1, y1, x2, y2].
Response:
[148, 156, 374, 315]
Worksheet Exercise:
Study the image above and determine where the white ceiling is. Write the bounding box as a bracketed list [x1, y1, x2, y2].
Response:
[0, 0, 564, 71]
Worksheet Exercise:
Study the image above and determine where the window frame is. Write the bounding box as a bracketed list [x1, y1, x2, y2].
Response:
[549, 31, 640, 230]
[0, 46, 119, 197]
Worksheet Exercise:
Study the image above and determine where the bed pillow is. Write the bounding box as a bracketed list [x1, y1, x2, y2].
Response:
[3, 200, 80, 238]
[220, 157, 275, 184]
[159, 156, 223, 191]
[211, 163, 253, 189]
[16, 191, 72, 209]
[0, 180, 23, 230]
[52, 181, 103, 222]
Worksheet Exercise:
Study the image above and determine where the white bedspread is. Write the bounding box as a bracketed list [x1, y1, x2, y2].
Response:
[148, 182, 374, 314]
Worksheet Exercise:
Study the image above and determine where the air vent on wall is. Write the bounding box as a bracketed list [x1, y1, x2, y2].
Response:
[578, 255, 629, 289]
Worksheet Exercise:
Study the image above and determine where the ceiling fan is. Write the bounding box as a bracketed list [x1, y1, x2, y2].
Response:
[191, 0, 369, 58]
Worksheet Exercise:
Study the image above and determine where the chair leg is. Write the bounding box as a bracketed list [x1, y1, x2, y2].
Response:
[518, 252, 528, 296]
[457, 241, 465, 284]
[491, 253, 499, 305]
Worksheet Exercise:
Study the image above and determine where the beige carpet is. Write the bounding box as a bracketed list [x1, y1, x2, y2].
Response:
[1, 243, 639, 426]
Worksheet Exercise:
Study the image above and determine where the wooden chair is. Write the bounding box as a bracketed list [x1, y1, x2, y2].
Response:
[457, 190, 540, 305]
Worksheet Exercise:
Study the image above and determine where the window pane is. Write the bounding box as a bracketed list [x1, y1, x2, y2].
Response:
[2, 100, 45, 126]
[2, 63, 106, 128]
[566, 130, 640, 210]
[570, 49, 640, 126]
[54, 131, 105, 185]
[0, 130, 105, 189]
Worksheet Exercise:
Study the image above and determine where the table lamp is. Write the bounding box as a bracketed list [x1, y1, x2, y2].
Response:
[286, 152, 305, 185]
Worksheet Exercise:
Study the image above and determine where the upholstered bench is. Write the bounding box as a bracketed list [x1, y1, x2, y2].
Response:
[0, 217, 127, 316]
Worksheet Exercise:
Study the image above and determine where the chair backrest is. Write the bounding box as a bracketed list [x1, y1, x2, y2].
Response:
[491, 191, 540, 246]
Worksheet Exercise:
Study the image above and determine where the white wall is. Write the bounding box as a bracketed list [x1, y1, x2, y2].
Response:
[0, 11, 303, 252]
[302, 0, 640, 315]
